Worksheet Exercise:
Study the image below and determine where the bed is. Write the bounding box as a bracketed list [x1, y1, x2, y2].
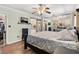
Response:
[25, 30, 79, 54]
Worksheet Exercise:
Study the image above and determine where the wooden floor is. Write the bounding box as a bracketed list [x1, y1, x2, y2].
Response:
[0, 41, 36, 54]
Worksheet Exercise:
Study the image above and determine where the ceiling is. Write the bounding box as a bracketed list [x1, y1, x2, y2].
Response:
[0, 4, 79, 18]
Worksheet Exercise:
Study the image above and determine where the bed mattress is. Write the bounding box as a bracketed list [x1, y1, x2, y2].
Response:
[27, 31, 77, 53]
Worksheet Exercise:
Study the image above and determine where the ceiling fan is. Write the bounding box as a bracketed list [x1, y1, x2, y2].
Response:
[32, 4, 51, 15]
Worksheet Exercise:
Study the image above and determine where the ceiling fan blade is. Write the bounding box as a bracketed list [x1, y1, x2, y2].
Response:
[32, 8, 38, 11]
[46, 11, 51, 14]
[32, 8, 37, 9]
[32, 11, 37, 14]
[45, 7, 50, 9]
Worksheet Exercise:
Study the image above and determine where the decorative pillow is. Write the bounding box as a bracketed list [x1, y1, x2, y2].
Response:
[58, 29, 78, 41]
[69, 30, 78, 42]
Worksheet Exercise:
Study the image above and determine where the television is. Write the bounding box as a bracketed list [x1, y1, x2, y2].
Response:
[20, 17, 28, 24]
[48, 22, 51, 25]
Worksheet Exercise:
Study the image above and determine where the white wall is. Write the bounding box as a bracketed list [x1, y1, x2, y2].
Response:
[0, 5, 31, 44]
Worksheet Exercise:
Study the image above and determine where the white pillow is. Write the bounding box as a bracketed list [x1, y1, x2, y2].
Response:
[58, 29, 78, 41]
[69, 30, 78, 41]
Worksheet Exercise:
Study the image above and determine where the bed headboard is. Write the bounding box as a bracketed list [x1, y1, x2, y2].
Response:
[75, 29, 79, 41]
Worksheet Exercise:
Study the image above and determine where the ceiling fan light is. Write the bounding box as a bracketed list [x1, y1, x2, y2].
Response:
[38, 11, 41, 14]
[53, 11, 55, 12]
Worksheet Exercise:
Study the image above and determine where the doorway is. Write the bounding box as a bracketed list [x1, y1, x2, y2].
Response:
[0, 22, 5, 45]
[0, 14, 6, 46]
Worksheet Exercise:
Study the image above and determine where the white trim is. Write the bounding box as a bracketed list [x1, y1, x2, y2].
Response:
[6, 39, 21, 44]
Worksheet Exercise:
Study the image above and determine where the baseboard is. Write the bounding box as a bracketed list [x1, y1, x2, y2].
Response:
[6, 39, 22, 45]
[0, 39, 22, 48]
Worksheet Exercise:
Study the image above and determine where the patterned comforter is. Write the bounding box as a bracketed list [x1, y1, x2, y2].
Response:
[27, 31, 77, 53]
